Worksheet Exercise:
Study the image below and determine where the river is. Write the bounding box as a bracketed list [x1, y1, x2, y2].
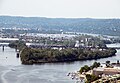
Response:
[0, 44, 120, 83]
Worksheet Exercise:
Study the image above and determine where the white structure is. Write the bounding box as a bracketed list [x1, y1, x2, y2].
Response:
[0, 38, 19, 41]
[75, 40, 80, 47]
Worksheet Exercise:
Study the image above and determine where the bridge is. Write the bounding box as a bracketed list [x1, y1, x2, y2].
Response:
[106, 44, 120, 49]
[26, 43, 120, 49]
[0, 43, 9, 46]
[0, 38, 19, 46]
[26, 43, 68, 49]
[0, 38, 19, 51]
[0, 38, 19, 42]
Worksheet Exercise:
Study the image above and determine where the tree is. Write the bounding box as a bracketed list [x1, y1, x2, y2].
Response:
[106, 60, 110, 67]
[79, 65, 90, 74]
[91, 62, 100, 69]
[85, 74, 99, 83]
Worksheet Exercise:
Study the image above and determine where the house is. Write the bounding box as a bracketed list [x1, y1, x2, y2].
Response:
[92, 67, 120, 76]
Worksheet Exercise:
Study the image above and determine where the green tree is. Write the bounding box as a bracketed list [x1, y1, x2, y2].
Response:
[85, 74, 99, 83]
[91, 62, 100, 69]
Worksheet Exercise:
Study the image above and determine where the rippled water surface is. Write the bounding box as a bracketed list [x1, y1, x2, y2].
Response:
[0, 44, 120, 83]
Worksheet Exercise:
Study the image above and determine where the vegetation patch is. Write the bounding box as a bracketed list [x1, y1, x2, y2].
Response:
[20, 47, 116, 64]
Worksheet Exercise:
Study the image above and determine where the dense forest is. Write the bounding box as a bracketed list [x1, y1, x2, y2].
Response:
[20, 47, 116, 64]
[0, 16, 120, 36]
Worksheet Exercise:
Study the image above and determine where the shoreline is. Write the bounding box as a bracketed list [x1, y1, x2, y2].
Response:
[22, 54, 116, 65]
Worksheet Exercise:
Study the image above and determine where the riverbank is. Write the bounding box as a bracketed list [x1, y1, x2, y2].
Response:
[75, 61, 120, 83]
[20, 47, 117, 64]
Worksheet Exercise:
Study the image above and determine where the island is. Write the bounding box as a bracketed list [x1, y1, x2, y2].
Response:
[20, 47, 116, 65]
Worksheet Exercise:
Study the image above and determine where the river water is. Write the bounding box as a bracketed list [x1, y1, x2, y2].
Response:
[0, 44, 120, 83]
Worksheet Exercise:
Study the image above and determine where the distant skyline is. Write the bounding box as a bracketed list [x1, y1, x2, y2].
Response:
[0, 0, 120, 18]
